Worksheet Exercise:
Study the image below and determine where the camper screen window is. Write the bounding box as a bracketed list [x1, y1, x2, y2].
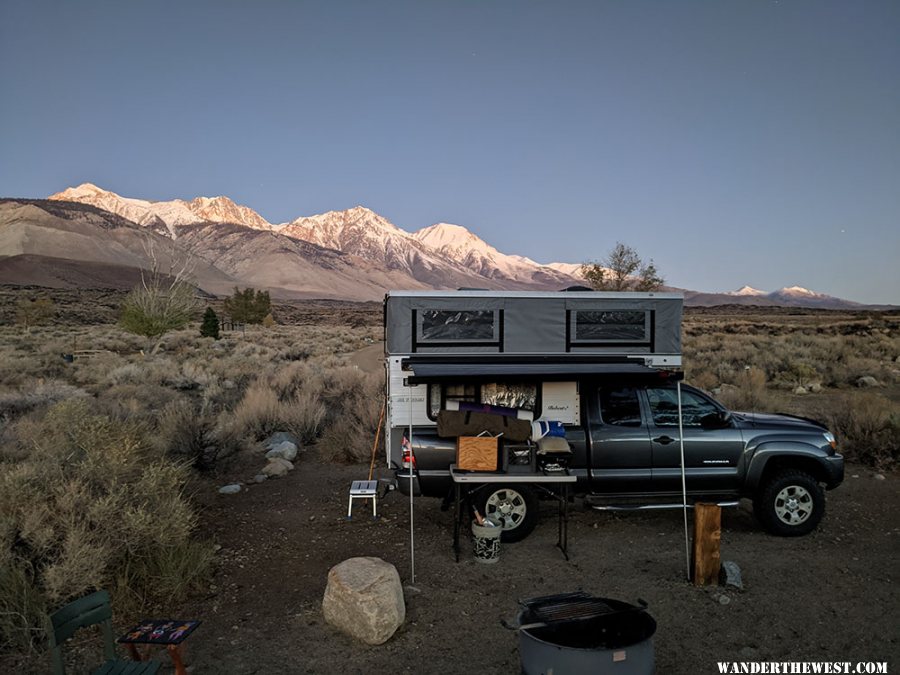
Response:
[481, 382, 537, 411]
[574, 310, 649, 343]
[419, 310, 496, 342]
[427, 382, 538, 420]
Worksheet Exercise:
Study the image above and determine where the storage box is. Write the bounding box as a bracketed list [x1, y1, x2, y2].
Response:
[457, 436, 499, 472]
[502, 442, 537, 473]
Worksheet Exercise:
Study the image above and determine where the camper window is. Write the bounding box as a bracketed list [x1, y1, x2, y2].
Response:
[419, 309, 497, 342]
[572, 310, 650, 343]
[426, 382, 539, 420]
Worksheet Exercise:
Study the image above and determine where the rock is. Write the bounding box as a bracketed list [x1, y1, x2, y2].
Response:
[218, 484, 241, 495]
[262, 458, 294, 478]
[263, 431, 300, 451]
[719, 561, 743, 590]
[856, 376, 880, 388]
[792, 386, 807, 395]
[808, 383, 822, 393]
[222, 379, 235, 389]
[718, 594, 731, 606]
[253, 474, 268, 483]
[266, 441, 299, 462]
[322, 557, 405, 645]
[874, 473, 886, 481]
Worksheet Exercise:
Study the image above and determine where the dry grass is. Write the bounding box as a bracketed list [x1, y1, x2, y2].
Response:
[0, 295, 896, 655]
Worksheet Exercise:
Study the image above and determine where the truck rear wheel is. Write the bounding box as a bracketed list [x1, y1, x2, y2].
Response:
[475, 484, 538, 542]
[754, 469, 825, 536]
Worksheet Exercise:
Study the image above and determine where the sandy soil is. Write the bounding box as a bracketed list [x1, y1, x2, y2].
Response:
[155, 452, 900, 675]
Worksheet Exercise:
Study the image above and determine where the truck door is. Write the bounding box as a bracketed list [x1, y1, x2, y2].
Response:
[588, 385, 653, 493]
[644, 386, 745, 494]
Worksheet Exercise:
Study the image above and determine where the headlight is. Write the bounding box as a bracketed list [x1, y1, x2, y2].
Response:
[824, 431, 837, 450]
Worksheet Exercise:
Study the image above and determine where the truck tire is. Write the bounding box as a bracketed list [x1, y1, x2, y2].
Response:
[475, 484, 539, 543]
[753, 469, 825, 536]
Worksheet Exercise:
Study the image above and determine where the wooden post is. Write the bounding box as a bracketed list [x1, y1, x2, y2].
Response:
[692, 503, 721, 586]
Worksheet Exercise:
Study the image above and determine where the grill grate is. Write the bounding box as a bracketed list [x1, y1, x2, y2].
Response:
[530, 597, 615, 623]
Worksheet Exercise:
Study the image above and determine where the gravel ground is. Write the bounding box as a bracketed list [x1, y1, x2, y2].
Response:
[165, 454, 899, 675]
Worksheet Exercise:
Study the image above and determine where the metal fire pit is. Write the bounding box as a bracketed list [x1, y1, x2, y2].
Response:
[510, 592, 656, 675]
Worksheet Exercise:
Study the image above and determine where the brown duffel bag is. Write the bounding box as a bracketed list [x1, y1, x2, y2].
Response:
[437, 410, 531, 442]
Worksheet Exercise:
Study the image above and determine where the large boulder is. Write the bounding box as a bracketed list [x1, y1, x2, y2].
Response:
[322, 557, 405, 645]
[265, 441, 299, 462]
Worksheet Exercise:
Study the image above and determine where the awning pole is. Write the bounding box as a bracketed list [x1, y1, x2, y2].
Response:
[408, 383, 415, 584]
[677, 380, 690, 581]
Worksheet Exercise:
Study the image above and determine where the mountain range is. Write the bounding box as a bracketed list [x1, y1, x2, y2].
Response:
[0, 183, 883, 308]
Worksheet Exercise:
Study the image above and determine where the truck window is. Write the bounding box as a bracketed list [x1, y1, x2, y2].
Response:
[598, 387, 642, 426]
[646, 388, 718, 426]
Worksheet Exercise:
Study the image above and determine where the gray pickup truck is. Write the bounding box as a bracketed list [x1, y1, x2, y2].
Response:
[399, 381, 844, 540]
[383, 290, 844, 542]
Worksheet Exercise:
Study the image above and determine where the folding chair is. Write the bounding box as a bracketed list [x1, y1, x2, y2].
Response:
[49, 590, 159, 675]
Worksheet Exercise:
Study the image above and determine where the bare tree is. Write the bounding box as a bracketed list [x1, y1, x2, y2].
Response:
[119, 235, 200, 355]
[580, 242, 664, 292]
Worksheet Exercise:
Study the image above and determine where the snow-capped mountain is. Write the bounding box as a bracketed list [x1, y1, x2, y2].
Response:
[49, 183, 274, 236]
[727, 285, 767, 297]
[412, 222, 577, 286]
[35, 183, 884, 307]
[276, 206, 498, 288]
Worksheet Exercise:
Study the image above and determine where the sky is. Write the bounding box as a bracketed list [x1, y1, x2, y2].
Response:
[1, 0, 898, 304]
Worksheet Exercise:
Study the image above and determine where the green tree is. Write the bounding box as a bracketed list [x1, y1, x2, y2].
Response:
[120, 277, 199, 354]
[223, 287, 271, 324]
[200, 306, 221, 339]
[580, 242, 664, 292]
[15, 297, 55, 332]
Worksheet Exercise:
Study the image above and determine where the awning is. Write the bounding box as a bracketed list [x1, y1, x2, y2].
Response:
[402, 357, 683, 384]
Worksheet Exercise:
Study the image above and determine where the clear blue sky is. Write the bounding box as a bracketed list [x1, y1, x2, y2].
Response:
[1, 0, 898, 303]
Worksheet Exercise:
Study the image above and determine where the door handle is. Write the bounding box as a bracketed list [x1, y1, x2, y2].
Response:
[653, 436, 676, 445]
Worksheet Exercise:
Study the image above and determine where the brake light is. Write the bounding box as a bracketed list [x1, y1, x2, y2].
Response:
[402, 448, 416, 470]
[401, 436, 416, 470]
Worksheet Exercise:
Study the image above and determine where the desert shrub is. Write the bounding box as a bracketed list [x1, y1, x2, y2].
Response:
[317, 368, 384, 463]
[0, 380, 89, 422]
[713, 367, 773, 411]
[827, 393, 899, 469]
[153, 399, 215, 467]
[96, 384, 179, 425]
[216, 361, 327, 453]
[0, 400, 212, 651]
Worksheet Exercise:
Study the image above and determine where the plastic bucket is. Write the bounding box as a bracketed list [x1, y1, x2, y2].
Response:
[472, 517, 502, 563]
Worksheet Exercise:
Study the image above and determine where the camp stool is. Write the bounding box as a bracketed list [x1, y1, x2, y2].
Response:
[347, 480, 378, 519]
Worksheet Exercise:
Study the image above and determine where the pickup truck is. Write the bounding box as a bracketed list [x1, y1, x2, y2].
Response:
[397, 381, 844, 540]
[383, 290, 844, 541]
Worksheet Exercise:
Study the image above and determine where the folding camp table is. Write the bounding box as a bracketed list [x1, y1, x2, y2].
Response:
[449, 465, 577, 562]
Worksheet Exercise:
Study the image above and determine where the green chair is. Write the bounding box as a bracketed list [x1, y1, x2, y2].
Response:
[49, 590, 159, 675]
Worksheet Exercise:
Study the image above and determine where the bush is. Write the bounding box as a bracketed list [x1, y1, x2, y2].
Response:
[316, 368, 384, 463]
[827, 393, 900, 469]
[0, 400, 213, 651]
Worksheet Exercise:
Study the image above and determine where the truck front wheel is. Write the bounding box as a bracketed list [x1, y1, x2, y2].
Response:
[475, 484, 539, 542]
[754, 469, 825, 536]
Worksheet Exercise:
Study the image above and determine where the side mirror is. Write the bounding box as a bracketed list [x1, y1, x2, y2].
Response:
[700, 411, 731, 429]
